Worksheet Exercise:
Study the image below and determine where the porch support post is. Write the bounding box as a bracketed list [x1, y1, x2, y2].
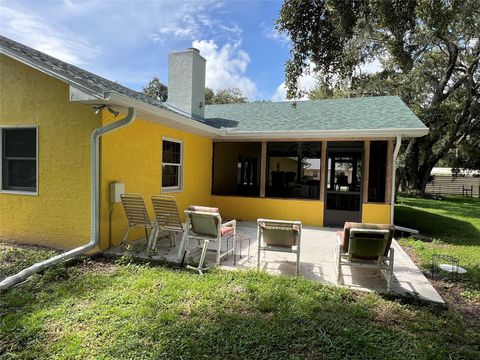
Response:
[260, 141, 267, 197]
[362, 140, 370, 204]
[319, 141, 327, 202]
[385, 139, 394, 205]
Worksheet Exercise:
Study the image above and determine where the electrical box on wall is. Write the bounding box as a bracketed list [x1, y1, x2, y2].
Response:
[109, 182, 125, 203]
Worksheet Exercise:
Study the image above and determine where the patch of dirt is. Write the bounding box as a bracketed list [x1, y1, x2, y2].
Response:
[75, 258, 118, 275]
[402, 245, 480, 330]
[430, 278, 480, 329]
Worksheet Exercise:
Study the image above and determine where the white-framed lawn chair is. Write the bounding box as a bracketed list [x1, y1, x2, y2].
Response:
[150, 195, 184, 250]
[183, 206, 236, 274]
[335, 222, 395, 291]
[120, 193, 155, 247]
[257, 219, 302, 276]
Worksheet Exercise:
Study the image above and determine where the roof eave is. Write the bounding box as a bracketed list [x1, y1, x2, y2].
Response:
[221, 127, 429, 140]
[0, 45, 105, 99]
[71, 88, 222, 138]
[1, 45, 222, 138]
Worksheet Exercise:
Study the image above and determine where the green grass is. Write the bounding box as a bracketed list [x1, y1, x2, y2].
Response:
[1, 244, 479, 359]
[395, 195, 480, 300]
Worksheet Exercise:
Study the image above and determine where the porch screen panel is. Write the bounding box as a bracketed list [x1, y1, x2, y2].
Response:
[212, 142, 261, 196]
[266, 141, 321, 199]
[368, 141, 387, 203]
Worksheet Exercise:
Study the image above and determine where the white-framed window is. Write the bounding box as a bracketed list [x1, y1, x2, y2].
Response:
[0, 126, 38, 195]
[161, 137, 183, 192]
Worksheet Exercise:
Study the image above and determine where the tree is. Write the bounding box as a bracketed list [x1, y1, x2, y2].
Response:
[277, 0, 480, 194]
[205, 87, 215, 105]
[142, 80, 248, 105]
[142, 77, 168, 102]
[205, 87, 248, 104]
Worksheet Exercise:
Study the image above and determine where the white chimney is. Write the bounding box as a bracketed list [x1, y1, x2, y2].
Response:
[168, 48, 206, 119]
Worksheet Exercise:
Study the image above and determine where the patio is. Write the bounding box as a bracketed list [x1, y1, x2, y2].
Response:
[104, 221, 444, 304]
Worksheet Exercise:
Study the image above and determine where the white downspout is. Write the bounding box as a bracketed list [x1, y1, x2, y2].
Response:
[0, 107, 136, 291]
[391, 135, 402, 224]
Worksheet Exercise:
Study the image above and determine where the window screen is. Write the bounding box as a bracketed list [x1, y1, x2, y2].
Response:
[368, 141, 388, 203]
[2, 128, 37, 192]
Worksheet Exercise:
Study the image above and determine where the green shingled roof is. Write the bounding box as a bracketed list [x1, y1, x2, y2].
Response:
[204, 96, 426, 132]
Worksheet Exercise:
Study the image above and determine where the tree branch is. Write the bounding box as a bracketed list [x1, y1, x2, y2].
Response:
[432, 37, 459, 105]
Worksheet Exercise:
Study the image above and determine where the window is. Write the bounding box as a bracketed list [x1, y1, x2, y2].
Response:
[162, 138, 183, 191]
[1, 127, 37, 193]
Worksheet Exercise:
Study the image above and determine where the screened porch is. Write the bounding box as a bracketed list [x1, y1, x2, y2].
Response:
[211, 139, 394, 227]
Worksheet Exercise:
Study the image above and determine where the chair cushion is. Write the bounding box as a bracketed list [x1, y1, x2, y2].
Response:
[187, 205, 219, 213]
[261, 224, 299, 247]
[221, 226, 234, 236]
[340, 222, 394, 258]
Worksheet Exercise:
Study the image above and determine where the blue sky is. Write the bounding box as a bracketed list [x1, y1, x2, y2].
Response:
[0, 0, 316, 101]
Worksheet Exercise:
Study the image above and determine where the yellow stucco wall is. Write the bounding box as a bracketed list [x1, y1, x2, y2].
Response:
[100, 112, 213, 249]
[211, 196, 324, 226]
[0, 54, 395, 252]
[362, 203, 391, 224]
[0, 54, 101, 249]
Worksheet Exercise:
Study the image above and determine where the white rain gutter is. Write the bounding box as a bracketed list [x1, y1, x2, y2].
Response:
[0, 107, 137, 291]
[391, 135, 402, 224]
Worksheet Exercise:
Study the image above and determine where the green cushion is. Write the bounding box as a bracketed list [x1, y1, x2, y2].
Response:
[349, 231, 389, 259]
[189, 213, 219, 237]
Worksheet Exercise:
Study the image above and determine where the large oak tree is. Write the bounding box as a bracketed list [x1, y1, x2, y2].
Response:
[277, 0, 479, 193]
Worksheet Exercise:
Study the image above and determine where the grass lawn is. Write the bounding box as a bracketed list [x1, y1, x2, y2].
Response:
[395, 195, 480, 301]
[1, 243, 479, 359]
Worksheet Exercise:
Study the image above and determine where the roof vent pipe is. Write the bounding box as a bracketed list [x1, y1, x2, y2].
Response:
[0, 107, 137, 291]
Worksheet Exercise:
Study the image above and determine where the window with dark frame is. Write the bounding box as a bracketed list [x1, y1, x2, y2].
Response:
[1, 128, 37, 192]
[162, 139, 182, 190]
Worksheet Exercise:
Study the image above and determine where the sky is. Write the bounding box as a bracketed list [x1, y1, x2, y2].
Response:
[0, 0, 320, 101]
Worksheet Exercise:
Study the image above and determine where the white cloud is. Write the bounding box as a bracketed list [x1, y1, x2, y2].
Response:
[193, 39, 257, 99]
[0, 4, 100, 65]
[149, 2, 241, 44]
[272, 58, 383, 101]
[261, 22, 290, 46]
[358, 58, 383, 74]
[272, 63, 317, 102]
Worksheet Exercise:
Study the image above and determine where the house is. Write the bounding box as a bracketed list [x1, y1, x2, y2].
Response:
[426, 167, 480, 197]
[0, 35, 428, 251]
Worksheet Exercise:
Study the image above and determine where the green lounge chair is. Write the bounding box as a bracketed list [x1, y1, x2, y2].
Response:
[335, 222, 395, 291]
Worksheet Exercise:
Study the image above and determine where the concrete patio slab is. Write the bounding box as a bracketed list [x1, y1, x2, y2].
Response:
[104, 221, 444, 304]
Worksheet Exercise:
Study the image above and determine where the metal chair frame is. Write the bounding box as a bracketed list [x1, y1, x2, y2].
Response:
[182, 210, 236, 274]
[256, 219, 302, 276]
[120, 193, 155, 247]
[150, 195, 184, 250]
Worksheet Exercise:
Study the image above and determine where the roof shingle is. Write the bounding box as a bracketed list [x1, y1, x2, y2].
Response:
[204, 96, 426, 132]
